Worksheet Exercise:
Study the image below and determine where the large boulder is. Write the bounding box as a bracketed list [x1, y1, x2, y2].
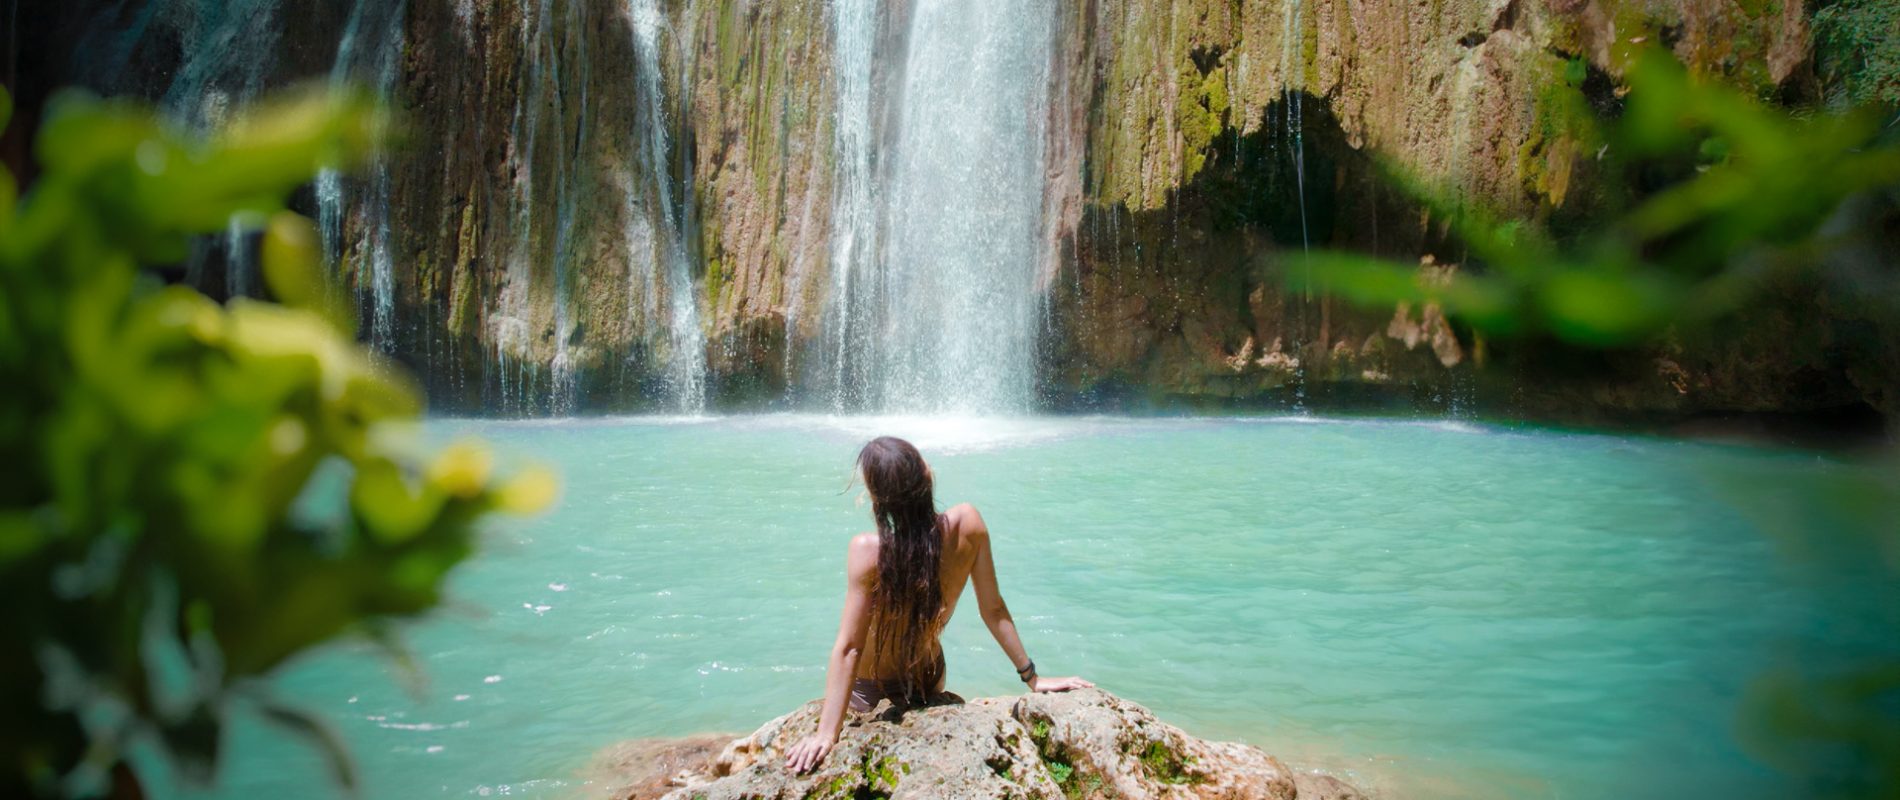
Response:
[597, 688, 1366, 800]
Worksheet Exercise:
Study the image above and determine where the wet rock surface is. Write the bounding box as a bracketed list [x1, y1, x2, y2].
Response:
[597, 689, 1366, 800]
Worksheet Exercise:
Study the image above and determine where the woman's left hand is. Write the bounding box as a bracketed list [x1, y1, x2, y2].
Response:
[783, 732, 836, 773]
[1030, 675, 1095, 693]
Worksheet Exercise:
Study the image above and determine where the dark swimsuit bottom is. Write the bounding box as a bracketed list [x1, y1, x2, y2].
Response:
[849, 649, 948, 713]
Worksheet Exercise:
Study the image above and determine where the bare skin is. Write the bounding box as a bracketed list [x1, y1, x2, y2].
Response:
[783, 501, 1092, 773]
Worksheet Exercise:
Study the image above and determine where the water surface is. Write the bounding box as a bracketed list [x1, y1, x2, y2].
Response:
[180, 416, 1895, 798]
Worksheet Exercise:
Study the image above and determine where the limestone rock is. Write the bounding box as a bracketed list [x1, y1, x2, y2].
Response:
[587, 734, 735, 800]
[597, 689, 1364, 800]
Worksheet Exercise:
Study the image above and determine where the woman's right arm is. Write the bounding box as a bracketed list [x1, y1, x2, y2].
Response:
[963, 505, 1093, 693]
[783, 534, 877, 773]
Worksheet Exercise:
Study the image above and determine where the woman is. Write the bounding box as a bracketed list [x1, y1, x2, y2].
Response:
[783, 436, 1093, 773]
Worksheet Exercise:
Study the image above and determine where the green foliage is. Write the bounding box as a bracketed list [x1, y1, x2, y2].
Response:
[1137, 740, 1199, 785]
[1294, 48, 1900, 796]
[1046, 759, 1074, 786]
[1814, 0, 1900, 109]
[1293, 49, 1900, 347]
[0, 86, 554, 797]
[1178, 64, 1230, 181]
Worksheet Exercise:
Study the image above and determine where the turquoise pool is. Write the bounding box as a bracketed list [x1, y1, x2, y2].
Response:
[171, 416, 1897, 798]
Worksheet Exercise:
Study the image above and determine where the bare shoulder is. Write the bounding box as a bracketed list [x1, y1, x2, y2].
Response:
[846, 532, 879, 580]
[944, 503, 989, 539]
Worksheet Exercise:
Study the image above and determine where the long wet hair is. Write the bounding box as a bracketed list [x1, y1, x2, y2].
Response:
[856, 436, 943, 700]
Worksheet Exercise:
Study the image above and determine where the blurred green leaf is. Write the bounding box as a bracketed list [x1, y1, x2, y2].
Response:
[1299, 48, 1900, 350]
[256, 697, 358, 793]
[0, 85, 552, 798]
[0, 513, 41, 563]
[0, 163, 15, 229]
[262, 212, 335, 318]
[350, 458, 445, 544]
[1538, 270, 1682, 346]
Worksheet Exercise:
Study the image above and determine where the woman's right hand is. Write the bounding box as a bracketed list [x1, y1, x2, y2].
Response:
[783, 732, 836, 774]
[1030, 675, 1095, 693]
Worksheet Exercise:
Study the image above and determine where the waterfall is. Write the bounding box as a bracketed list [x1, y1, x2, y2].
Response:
[224, 217, 251, 298]
[319, 0, 406, 355]
[547, 0, 594, 416]
[626, 0, 708, 413]
[816, 0, 879, 411]
[490, 0, 594, 416]
[819, 0, 1056, 414]
[493, 0, 543, 416]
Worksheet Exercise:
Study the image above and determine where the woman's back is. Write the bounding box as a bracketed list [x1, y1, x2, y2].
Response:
[855, 503, 983, 680]
[781, 436, 1090, 774]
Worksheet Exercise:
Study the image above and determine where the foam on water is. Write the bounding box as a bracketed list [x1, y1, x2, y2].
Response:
[172, 417, 1896, 799]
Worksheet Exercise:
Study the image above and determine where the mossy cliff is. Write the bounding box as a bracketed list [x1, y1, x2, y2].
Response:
[683, 0, 837, 404]
[1038, 0, 1873, 426]
[358, 0, 843, 411]
[12, 0, 1892, 429]
[369, 0, 834, 412]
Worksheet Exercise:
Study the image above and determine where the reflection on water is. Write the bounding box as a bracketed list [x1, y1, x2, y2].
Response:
[172, 416, 1896, 799]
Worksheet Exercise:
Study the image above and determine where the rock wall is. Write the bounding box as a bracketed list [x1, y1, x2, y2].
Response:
[1039, 0, 1833, 418]
[376, 0, 717, 413]
[13, 0, 1893, 430]
[375, 0, 841, 412]
[684, 0, 837, 403]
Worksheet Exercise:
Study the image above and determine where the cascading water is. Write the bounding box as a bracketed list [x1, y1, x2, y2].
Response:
[318, 0, 406, 355]
[815, 0, 880, 410]
[224, 217, 251, 297]
[626, 0, 708, 413]
[493, 0, 589, 416]
[492, 0, 544, 416]
[819, 0, 1056, 414]
[546, 0, 593, 416]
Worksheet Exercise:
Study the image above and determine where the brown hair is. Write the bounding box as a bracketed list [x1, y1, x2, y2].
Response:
[855, 436, 943, 700]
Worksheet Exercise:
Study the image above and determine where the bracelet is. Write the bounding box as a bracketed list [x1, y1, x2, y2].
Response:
[1017, 659, 1036, 683]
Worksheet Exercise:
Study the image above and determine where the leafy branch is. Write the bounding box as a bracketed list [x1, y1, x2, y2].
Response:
[0, 86, 554, 797]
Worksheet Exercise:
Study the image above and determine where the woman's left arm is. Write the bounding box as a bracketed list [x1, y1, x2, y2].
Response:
[784, 534, 877, 773]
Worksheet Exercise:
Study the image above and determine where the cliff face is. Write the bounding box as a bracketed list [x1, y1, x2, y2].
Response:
[373, 0, 840, 412]
[1039, 0, 1830, 417]
[684, 1, 837, 403]
[376, 0, 713, 413]
[16, 0, 1890, 427]
[373, 0, 1875, 425]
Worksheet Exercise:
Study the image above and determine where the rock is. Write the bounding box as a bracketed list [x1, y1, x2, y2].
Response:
[1291, 771, 1367, 800]
[597, 689, 1365, 800]
[587, 734, 733, 800]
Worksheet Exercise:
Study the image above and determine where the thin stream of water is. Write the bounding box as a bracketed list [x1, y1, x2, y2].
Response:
[626, 0, 708, 413]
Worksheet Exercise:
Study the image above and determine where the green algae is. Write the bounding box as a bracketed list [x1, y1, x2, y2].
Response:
[1137, 740, 1202, 785]
[1178, 64, 1231, 181]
